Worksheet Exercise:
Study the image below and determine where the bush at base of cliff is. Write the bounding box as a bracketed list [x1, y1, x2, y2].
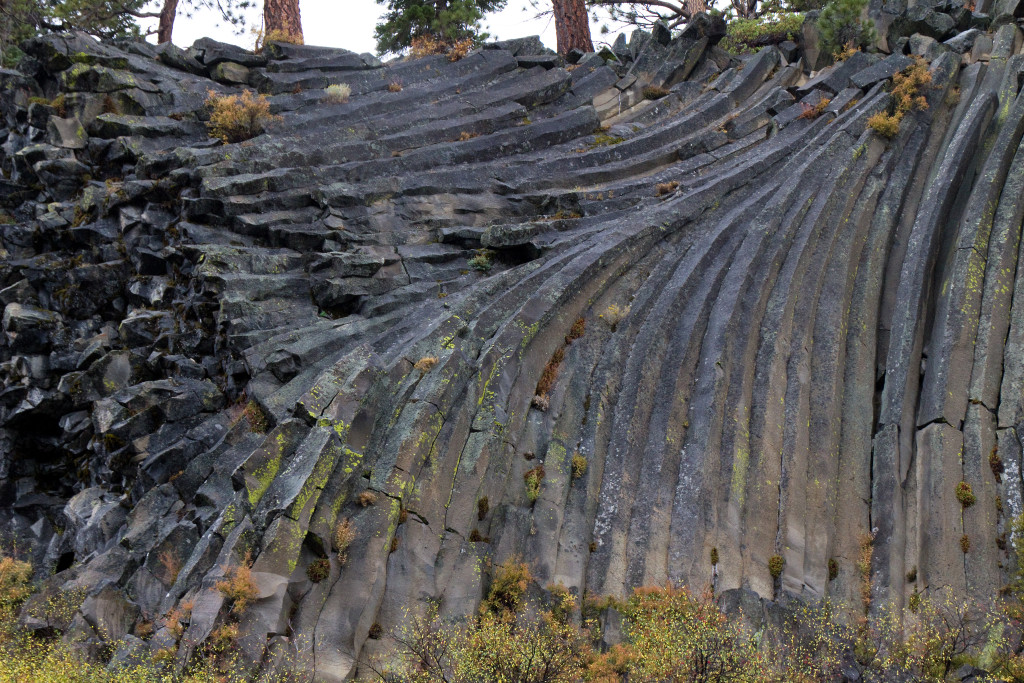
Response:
[0, 553, 307, 682]
[600, 585, 762, 680]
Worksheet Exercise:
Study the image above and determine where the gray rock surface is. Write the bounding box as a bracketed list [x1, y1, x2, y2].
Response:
[0, 15, 1021, 681]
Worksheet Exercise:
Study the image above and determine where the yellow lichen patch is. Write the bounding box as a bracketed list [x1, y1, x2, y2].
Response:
[288, 439, 340, 524]
[545, 442, 567, 474]
[730, 442, 750, 505]
[516, 319, 541, 352]
[247, 451, 283, 507]
[341, 447, 364, 476]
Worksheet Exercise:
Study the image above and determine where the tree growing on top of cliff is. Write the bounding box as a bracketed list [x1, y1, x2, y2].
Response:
[817, 0, 874, 55]
[262, 0, 302, 43]
[552, 0, 593, 52]
[0, 0, 254, 61]
[156, 0, 254, 45]
[584, 0, 707, 32]
[373, 0, 507, 55]
[0, 0, 161, 65]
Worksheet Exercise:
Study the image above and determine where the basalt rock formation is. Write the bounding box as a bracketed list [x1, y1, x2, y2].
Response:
[2, 6, 1024, 679]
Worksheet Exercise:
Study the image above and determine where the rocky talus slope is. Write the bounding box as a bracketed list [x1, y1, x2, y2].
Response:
[3, 7, 1024, 677]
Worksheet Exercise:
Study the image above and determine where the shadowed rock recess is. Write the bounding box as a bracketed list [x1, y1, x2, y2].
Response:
[5, 9, 1024, 678]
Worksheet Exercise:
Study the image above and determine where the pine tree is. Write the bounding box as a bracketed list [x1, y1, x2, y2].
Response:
[0, 0, 253, 64]
[157, 0, 253, 44]
[0, 0, 154, 65]
[373, 0, 507, 55]
[264, 0, 302, 43]
[552, 0, 592, 53]
[817, 0, 875, 54]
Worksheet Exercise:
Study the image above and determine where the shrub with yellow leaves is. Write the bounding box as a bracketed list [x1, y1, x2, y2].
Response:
[868, 58, 931, 138]
[205, 90, 282, 144]
[215, 553, 259, 615]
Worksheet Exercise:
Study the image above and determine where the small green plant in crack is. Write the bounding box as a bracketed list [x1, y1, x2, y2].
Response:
[990, 445, 1004, 482]
[468, 249, 494, 272]
[587, 132, 625, 149]
[242, 400, 269, 433]
[571, 453, 587, 480]
[768, 554, 784, 580]
[307, 558, 330, 583]
[956, 481, 976, 508]
[524, 465, 546, 503]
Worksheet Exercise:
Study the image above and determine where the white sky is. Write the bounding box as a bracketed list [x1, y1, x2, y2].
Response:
[139, 0, 624, 56]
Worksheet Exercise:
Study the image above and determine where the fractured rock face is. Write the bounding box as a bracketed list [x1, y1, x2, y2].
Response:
[0, 15, 1021, 681]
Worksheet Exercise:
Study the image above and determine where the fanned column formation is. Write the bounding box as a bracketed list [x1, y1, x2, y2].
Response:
[2, 16, 1024, 680]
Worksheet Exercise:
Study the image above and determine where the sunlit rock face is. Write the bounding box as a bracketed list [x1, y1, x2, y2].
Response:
[2, 16, 1023, 679]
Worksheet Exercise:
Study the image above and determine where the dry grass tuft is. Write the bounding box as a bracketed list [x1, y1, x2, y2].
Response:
[334, 517, 355, 557]
[642, 85, 670, 100]
[655, 180, 679, 196]
[857, 532, 874, 611]
[535, 346, 565, 403]
[324, 83, 351, 104]
[565, 317, 585, 344]
[798, 98, 831, 120]
[158, 549, 182, 585]
[414, 356, 438, 373]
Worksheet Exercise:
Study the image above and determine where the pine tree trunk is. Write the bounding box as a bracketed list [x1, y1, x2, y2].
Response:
[551, 0, 593, 54]
[264, 0, 303, 42]
[157, 0, 178, 44]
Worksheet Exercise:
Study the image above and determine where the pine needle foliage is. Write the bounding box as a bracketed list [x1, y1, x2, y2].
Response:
[374, 0, 507, 56]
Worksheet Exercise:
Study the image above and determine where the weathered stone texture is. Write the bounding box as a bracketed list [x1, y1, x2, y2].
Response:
[1, 11, 1024, 678]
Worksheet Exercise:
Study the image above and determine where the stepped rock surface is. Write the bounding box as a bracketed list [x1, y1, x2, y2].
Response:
[2, 8, 1024, 678]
